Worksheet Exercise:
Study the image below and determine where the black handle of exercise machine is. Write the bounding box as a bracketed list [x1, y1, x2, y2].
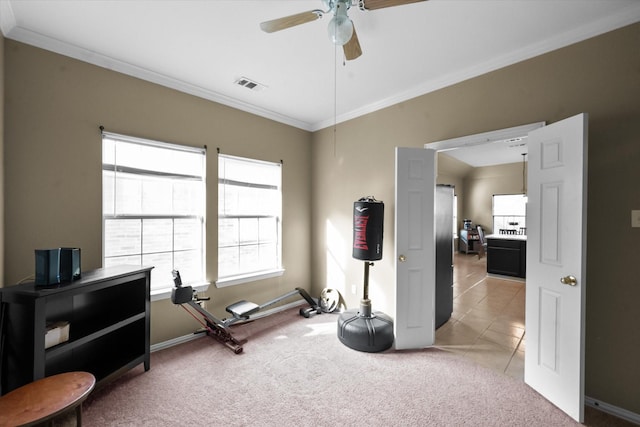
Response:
[295, 288, 319, 310]
[296, 288, 322, 318]
[172, 270, 183, 287]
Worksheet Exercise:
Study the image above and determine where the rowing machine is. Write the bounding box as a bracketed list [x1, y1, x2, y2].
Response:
[171, 270, 322, 354]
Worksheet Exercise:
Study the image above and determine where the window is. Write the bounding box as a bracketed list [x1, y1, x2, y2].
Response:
[492, 194, 527, 234]
[217, 154, 282, 287]
[453, 195, 458, 238]
[102, 132, 206, 295]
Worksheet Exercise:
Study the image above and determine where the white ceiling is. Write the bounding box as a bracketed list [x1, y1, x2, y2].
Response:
[440, 139, 529, 168]
[1, 0, 639, 166]
[428, 122, 542, 167]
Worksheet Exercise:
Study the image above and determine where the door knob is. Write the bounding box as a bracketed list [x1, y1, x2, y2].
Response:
[560, 275, 577, 286]
[398, 255, 406, 262]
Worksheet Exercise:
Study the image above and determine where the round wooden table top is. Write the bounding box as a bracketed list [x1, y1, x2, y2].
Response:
[0, 371, 95, 427]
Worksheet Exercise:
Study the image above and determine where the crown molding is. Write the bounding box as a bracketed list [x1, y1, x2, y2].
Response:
[3, 1, 639, 133]
[0, 0, 17, 36]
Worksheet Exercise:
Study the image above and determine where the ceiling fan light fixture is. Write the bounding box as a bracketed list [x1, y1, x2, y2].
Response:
[322, 0, 335, 10]
[327, 15, 353, 46]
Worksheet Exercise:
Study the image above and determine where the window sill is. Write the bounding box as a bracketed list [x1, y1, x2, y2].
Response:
[150, 281, 210, 302]
[216, 269, 285, 288]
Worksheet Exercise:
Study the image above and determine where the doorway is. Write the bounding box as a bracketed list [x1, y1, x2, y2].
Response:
[426, 122, 542, 380]
[396, 115, 589, 422]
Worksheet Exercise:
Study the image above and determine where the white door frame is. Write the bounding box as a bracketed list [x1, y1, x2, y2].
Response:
[393, 122, 545, 349]
[413, 119, 591, 422]
[424, 122, 545, 153]
[419, 122, 544, 347]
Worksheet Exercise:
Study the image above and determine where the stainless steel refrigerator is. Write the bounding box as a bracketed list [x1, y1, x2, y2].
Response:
[435, 185, 454, 329]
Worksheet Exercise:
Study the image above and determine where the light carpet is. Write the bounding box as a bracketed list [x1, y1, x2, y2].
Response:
[81, 308, 581, 426]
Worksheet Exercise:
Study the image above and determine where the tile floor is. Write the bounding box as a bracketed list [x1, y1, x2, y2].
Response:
[436, 252, 526, 380]
[436, 252, 637, 427]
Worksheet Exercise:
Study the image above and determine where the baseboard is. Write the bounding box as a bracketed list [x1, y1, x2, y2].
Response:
[486, 273, 525, 283]
[585, 396, 640, 425]
[150, 299, 306, 353]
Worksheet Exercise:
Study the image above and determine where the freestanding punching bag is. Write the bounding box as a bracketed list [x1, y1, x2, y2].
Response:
[338, 197, 394, 352]
[352, 197, 384, 261]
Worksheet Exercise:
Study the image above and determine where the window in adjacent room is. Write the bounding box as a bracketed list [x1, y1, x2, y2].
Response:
[217, 153, 282, 287]
[102, 132, 206, 296]
[492, 194, 527, 234]
[453, 195, 458, 238]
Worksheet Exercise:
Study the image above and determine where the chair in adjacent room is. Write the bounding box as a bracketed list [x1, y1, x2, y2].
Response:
[477, 226, 488, 259]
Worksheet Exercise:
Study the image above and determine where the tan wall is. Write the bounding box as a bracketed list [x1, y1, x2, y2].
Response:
[436, 153, 469, 231]
[311, 23, 640, 414]
[436, 157, 527, 241]
[3, 41, 312, 344]
[436, 153, 527, 238]
[463, 162, 525, 235]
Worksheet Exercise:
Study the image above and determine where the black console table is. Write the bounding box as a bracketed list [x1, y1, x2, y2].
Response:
[0, 265, 152, 393]
[486, 235, 526, 278]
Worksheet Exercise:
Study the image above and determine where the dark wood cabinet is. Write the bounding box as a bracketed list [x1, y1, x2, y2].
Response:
[0, 265, 151, 393]
[486, 236, 526, 278]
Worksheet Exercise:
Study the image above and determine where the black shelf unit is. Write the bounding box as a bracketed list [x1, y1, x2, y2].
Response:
[0, 265, 152, 393]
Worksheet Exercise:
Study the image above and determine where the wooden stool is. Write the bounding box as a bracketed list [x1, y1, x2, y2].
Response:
[0, 371, 95, 427]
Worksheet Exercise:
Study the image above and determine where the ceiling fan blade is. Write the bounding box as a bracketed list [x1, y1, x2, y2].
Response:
[343, 25, 362, 61]
[260, 10, 321, 33]
[359, 0, 427, 11]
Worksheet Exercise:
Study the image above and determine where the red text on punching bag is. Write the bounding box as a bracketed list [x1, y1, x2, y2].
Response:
[354, 215, 369, 250]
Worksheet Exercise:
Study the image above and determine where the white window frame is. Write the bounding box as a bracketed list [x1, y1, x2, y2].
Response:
[217, 153, 283, 287]
[453, 195, 458, 239]
[102, 131, 208, 300]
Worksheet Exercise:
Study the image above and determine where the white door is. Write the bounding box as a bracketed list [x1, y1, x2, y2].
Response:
[394, 147, 436, 349]
[525, 113, 588, 422]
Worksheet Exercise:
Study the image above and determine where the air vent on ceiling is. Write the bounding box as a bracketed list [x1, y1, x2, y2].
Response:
[234, 77, 267, 92]
[504, 136, 527, 149]
[507, 142, 527, 149]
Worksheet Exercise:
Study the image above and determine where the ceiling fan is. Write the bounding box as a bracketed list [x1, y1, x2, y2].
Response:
[260, 0, 428, 61]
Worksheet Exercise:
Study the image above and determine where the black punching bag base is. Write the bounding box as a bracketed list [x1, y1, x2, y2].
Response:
[337, 308, 394, 353]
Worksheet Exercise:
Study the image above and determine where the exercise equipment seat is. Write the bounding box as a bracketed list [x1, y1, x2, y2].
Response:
[226, 300, 260, 319]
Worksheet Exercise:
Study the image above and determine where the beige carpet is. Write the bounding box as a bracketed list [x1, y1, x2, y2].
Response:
[74, 307, 599, 426]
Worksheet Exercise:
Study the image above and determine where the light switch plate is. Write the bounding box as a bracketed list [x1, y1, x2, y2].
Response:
[632, 210, 640, 228]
